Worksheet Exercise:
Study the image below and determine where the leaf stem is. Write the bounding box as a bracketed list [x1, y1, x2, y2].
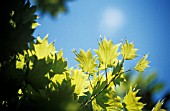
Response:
[105, 67, 108, 84]
[88, 74, 93, 89]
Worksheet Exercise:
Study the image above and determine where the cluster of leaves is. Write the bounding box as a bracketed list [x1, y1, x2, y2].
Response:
[0, 0, 38, 110]
[0, 0, 70, 62]
[0, 0, 167, 110]
[72, 37, 163, 111]
[1, 33, 166, 110]
[0, 0, 38, 62]
[0, 0, 69, 110]
[116, 72, 170, 110]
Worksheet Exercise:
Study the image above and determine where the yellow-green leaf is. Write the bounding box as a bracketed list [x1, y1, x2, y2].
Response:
[32, 22, 40, 29]
[135, 54, 150, 72]
[17, 89, 23, 100]
[106, 93, 123, 111]
[51, 73, 67, 85]
[16, 54, 25, 69]
[123, 86, 145, 111]
[34, 35, 56, 60]
[73, 49, 97, 74]
[152, 100, 166, 111]
[71, 69, 89, 97]
[57, 49, 64, 60]
[121, 40, 138, 60]
[92, 99, 104, 111]
[94, 37, 120, 69]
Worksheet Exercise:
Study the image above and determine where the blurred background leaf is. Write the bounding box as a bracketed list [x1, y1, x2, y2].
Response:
[115, 72, 170, 110]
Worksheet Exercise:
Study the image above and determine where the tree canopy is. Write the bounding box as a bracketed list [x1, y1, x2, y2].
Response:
[0, 0, 169, 111]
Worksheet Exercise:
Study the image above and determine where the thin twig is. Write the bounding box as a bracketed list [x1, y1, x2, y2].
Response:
[82, 69, 131, 108]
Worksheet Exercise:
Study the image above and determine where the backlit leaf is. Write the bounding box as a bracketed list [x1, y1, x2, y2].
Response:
[92, 99, 104, 111]
[71, 69, 89, 97]
[135, 54, 150, 72]
[34, 35, 56, 60]
[123, 86, 145, 111]
[94, 37, 120, 69]
[32, 22, 40, 29]
[57, 49, 64, 60]
[121, 40, 138, 60]
[73, 49, 97, 74]
[152, 100, 166, 111]
[51, 73, 67, 85]
[16, 53, 25, 69]
[106, 91, 123, 111]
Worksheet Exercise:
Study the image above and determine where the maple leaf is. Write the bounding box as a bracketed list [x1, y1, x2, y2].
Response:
[32, 22, 40, 29]
[123, 86, 145, 111]
[51, 54, 67, 74]
[16, 49, 35, 69]
[94, 37, 120, 69]
[106, 92, 123, 111]
[34, 35, 56, 60]
[121, 40, 138, 60]
[73, 49, 97, 74]
[92, 99, 104, 111]
[135, 54, 150, 72]
[152, 100, 166, 111]
[51, 73, 67, 85]
[57, 49, 64, 60]
[16, 53, 25, 69]
[71, 69, 89, 97]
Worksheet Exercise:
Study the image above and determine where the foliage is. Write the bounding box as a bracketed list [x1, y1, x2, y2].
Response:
[0, 0, 37, 62]
[73, 49, 97, 74]
[135, 54, 150, 72]
[1, 32, 166, 110]
[115, 72, 170, 110]
[121, 40, 138, 60]
[123, 86, 145, 111]
[152, 100, 166, 111]
[94, 37, 120, 69]
[0, 0, 168, 111]
[34, 0, 73, 16]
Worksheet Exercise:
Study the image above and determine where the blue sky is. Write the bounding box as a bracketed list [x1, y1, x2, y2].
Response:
[33, 0, 170, 101]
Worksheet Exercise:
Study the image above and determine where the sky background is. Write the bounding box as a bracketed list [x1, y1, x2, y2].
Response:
[32, 0, 170, 102]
